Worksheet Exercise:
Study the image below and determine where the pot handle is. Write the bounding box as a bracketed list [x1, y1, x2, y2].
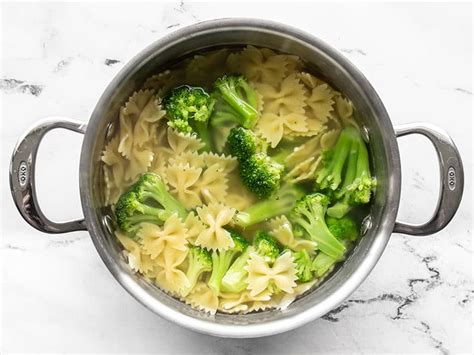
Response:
[10, 117, 88, 233]
[393, 123, 464, 235]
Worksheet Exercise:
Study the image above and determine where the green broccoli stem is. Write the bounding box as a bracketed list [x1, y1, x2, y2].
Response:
[316, 127, 358, 190]
[295, 208, 346, 260]
[234, 194, 295, 227]
[218, 85, 257, 127]
[355, 135, 370, 180]
[141, 182, 187, 220]
[208, 250, 238, 294]
[182, 264, 205, 297]
[326, 128, 355, 190]
[221, 247, 253, 293]
[194, 122, 213, 151]
[312, 252, 337, 278]
[327, 138, 359, 218]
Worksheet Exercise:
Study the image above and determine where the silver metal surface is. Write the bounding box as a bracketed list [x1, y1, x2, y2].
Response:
[394, 123, 464, 235]
[10, 18, 464, 338]
[9, 118, 87, 233]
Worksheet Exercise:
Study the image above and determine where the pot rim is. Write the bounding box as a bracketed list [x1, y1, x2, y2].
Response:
[79, 18, 401, 338]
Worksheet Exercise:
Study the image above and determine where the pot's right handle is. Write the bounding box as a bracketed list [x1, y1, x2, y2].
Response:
[10, 117, 88, 234]
[393, 123, 464, 235]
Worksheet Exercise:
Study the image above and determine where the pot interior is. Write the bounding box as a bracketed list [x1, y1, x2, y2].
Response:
[80, 19, 400, 336]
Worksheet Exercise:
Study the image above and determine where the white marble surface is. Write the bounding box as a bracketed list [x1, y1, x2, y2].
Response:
[1, 2, 472, 354]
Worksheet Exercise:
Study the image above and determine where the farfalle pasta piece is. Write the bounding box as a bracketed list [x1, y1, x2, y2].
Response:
[257, 111, 307, 148]
[154, 248, 189, 294]
[184, 282, 219, 315]
[273, 280, 317, 310]
[137, 214, 188, 261]
[227, 46, 298, 86]
[306, 84, 335, 123]
[184, 212, 206, 244]
[334, 93, 354, 120]
[195, 202, 236, 250]
[117, 90, 155, 158]
[185, 49, 229, 86]
[245, 251, 298, 296]
[143, 69, 186, 96]
[285, 156, 322, 183]
[298, 72, 326, 89]
[268, 216, 317, 254]
[167, 127, 205, 154]
[320, 129, 341, 149]
[133, 96, 166, 149]
[194, 163, 228, 204]
[124, 145, 155, 182]
[284, 129, 340, 170]
[224, 173, 256, 211]
[169, 151, 206, 169]
[102, 136, 129, 204]
[116, 232, 154, 274]
[219, 289, 272, 314]
[285, 134, 322, 169]
[256, 74, 307, 115]
[201, 152, 238, 173]
[164, 163, 203, 208]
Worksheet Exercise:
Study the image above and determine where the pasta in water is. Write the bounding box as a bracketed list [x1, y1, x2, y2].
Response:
[104, 45, 372, 315]
[245, 251, 298, 296]
[195, 203, 236, 250]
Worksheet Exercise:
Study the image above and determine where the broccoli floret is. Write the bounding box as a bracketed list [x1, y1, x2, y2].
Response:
[211, 74, 259, 129]
[315, 127, 359, 191]
[240, 153, 284, 198]
[208, 230, 249, 294]
[326, 216, 359, 242]
[115, 173, 187, 233]
[315, 127, 376, 218]
[164, 85, 215, 151]
[226, 126, 282, 198]
[234, 184, 304, 228]
[347, 133, 376, 204]
[290, 193, 346, 260]
[221, 246, 254, 293]
[293, 250, 314, 282]
[227, 126, 267, 161]
[254, 231, 280, 262]
[182, 246, 212, 296]
[312, 252, 337, 278]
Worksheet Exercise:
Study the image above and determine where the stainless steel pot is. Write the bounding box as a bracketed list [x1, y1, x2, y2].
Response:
[9, 19, 464, 338]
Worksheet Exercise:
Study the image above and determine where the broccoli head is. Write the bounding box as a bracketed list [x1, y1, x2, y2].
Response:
[115, 173, 187, 233]
[240, 153, 284, 199]
[293, 250, 314, 282]
[226, 126, 282, 198]
[290, 193, 346, 260]
[326, 216, 359, 242]
[164, 85, 215, 150]
[181, 246, 212, 296]
[234, 184, 304, 228]
[227, 126, 267, 161]
[253, 231, 280, 262]
[208, 230, 249, 294]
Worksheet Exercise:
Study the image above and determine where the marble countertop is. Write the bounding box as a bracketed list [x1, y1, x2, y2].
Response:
[1, 2, 472, 354]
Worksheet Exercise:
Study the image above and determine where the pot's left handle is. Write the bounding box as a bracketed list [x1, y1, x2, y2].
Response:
[10, 117, 88, 233]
